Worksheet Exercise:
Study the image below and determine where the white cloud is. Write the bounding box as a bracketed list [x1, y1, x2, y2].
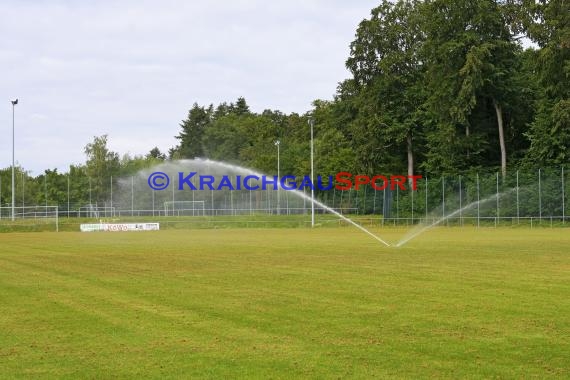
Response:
[0, 0, 378, 174]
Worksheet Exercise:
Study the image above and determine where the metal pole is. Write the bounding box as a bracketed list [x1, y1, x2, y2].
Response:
[477, 173, 480, 228]
[459, 175, 462, 226]
[396, 185, 399, 223]
[496, 172, 500, 224]
[275, 140, 280, 215]
[411, 185, 414, 224]
[11, 99, 17, 221]
[562, 166, 565, 224]
[131, 176, 134, 216]
[67, 174, 70, 218]
[192, 175, 195, 209]
[425, 177, 428, 220]
[539, 168, 542, 221]
[110, 175, 113, 217]
[516, 170, 519, 224]
[309, 119, 315, 227]
[45, 174, 48, 209]
[363, 185, 367, 215]
[333, 187, 337, 211]
[230, 176, 234, 216]
[381, 189, 385, 227]
[442, 176, 445, 225]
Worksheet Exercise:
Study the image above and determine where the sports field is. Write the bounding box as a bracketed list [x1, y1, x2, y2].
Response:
[1, 227, 569, 378]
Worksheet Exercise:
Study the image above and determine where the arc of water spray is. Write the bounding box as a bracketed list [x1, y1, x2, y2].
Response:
[395, 188, 516, 247]
[191, 159, 391, 247]
[310, 197, 391, 246]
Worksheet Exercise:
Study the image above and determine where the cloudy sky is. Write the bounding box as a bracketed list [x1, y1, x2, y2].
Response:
[0, 0, 379, 174]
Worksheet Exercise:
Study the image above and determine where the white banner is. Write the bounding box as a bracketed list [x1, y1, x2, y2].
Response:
[80, 223, 160, 232]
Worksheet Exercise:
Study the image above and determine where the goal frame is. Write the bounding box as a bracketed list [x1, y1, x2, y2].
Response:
[0, 205, 59, 232]
[163, 200, 206, 216]
[78, 205, 116, 218]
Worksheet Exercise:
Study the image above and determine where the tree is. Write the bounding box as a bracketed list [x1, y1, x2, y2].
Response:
[67, 164, 90, 209]
[345, 0, 426, 178]
[202, 114, 253, 162]
[527, 99, 570, 164]
[230, 97, 250, 116]
[523, 0, 570, 165]
[34, 169, 67, 206]
[147, 147, 166, 160]
[0, 167, 11, 207]
[421, 0, 521, 176]
[84, 135, 120, 203]
[174, 103, 212, 158]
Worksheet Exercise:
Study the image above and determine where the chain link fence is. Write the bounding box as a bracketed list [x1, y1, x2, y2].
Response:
[0, 167, 568, 226]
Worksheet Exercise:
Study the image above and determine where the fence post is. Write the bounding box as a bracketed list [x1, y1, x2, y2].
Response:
[192, 176, 196, 212]
[44, 174, 48, 209]
[477, 172, 480, 228]
[516, 170, 519, 224]
[411, 182, 414, 224]
[425, 176, 428, 220]
[152, 188, 155, 217]
[495, 172, 500, 224]
[22, 172, 25, 209]
[396, 185, 399, 223]
[67, 174, 70, 218]
[363, 186, 367, 215]
[442, 176, 445, 226]
[333, 188, 337, 211]
[382, 188, 385, 220]
[110, 176, 113, 217]
[539, 168, 542, 222]
[562, 166, 565, 224]
[231, 175, 235, 216]
[131, 176, 134, 217]
[459, 175, 462, 226]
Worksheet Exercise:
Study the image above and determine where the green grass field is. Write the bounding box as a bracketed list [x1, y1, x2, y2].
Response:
[1, 227, 569, 378]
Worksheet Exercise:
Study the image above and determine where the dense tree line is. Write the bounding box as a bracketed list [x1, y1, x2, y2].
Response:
[0, 139, 166, 209]
[0, 0, 568, 209]
[171, 0, 568, 177]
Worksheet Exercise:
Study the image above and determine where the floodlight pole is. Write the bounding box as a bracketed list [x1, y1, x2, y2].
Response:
[11, 99, 18, 221]
[309, 118, 315, 227]
[275, 140, 280, 215]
